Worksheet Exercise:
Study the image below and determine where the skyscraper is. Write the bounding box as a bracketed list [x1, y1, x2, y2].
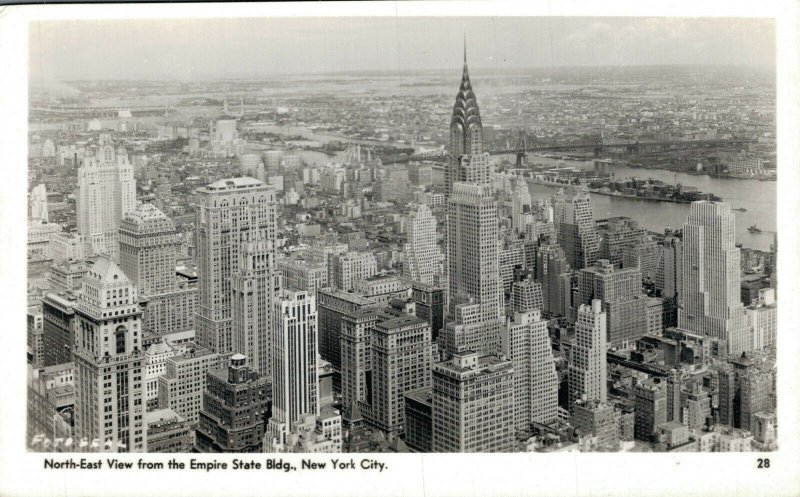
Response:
[431, 351, 515, 452]
[340, 308, 380, 412]
[445, 42, 490, 197]
[195, 354, 271, 452]
[536, 242, 572, 317]
[231, 238, 280, 376]
[368, 314, 433, 436]
[76, 143, 136, 261]
[569, 300, 607, 410]
[447, 182, 502, 354]
[210, 119, 243, 157]
[500, 310, 559, 429]
[267, 289, 319, 448]
[553, 187, 599, 270]
[195, 177, 277, 355]
[331, 251, 377, 292]
[678, 201, 749, 356]
[29, 183, 49, 223]
[119, 203, 197, 335]
[403, 203, 440, 285]
[578, 259, 647, 348]
[73, 256, 146, 452]
[510, 177, 532, 234]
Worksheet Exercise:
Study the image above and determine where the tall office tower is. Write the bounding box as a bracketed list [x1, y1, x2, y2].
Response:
[656, 234, 683, 299]
[444, 43, 491, 198]
[536, 242, 572, 317]
[158, 346, 223, 426]
[29, 183, 49, 222]
[403, 203, 440, 285]
[368, 315, 433, 436]
[49, 232, 85, 265]
[623, 237, 660, 281]
[231, 239, 280, 377]
[571, 399, 619, 451]
[210, 119, 242, 157]
[510, 277, 544, 314]
[666, 369, 683, 423]
[27, 305, 44, 369]
[431, 351, 515, 452]
[42, 292, 77, 367]
[568, 300, 607, 410]
[681, 383, 711, 429]
[717, 353, 774, 431]
[633, 378, 667, 442]
[331, 251, 377, 291]
[746, 289, 777, 351]
[510, 177, 532, 234]
[73, 256, 146, 452]
[76, 143, 136, 261]
[577, 259, 647, 347]
[500, 310, 558, 429]
[317, 289, 375, 370]
[439, 301, 485, 359]
[195, 178, 277, 355]
[678, 201, 750, 356]
[597, 217, 645, 269]
[498, 241, 526, 294]
[340, 308, 380, 413]
[411, 282, 445, 343]
[267, 289, 319, 447]
[119, 203, 197, 335]
[196, 354, 271, 452]
[447, 183, 502, 349]
[552, 187, 599, 270]
[278, 259, 328, 296]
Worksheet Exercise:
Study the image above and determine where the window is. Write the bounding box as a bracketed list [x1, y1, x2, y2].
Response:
[115, 326, 127, 354]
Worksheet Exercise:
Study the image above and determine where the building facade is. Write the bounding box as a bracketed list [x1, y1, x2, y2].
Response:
[72, 256, 146, 452]
[195, 178, 277, 355]
[76, 143, 136, 261]
[431, 351, 515, 453]
[569, 300, 608, 410]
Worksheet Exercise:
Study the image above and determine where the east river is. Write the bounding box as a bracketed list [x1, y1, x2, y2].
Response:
[435, 155, 776, 252]
[256, 124, 776, 251]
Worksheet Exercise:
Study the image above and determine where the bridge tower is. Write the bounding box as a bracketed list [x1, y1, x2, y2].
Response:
[515, 128, 528, 167]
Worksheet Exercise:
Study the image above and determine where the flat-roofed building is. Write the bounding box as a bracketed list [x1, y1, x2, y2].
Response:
[368, 314, 433, 436]
[145, 408, 192, 453]
[431, 351, 515, 453]
[42, 292, 78, 367]
[157, 346, 223, 426]
[196, 354, 271, 452]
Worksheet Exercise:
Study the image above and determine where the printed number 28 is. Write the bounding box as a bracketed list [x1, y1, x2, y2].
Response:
[757, 458, 770, 469]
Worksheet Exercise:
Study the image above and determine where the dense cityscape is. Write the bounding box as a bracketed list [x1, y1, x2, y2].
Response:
[26, 38, 778, 454]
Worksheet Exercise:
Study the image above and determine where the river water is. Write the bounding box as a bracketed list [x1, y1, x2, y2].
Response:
[522, 156, 776, 251]
[434, 155, 776, 251]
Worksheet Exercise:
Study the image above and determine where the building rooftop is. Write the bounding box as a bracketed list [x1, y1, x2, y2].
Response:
[203, 176, 265, 191]
[404, 387, 432, 406]
[42, 362, 73, 375]
[84, 256, 131, 287]
[146, 408, 182, 425]
[342, 307, 379, 320]
[376, 313, 426, 331]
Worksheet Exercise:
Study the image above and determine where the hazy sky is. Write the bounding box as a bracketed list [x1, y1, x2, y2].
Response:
[29, 17, 775, 81]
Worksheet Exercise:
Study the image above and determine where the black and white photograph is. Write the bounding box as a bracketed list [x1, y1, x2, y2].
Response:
[1, 2, 799, 497]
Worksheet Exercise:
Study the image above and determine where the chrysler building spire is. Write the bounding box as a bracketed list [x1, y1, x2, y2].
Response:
[449, 39, 483, 158]
[445, 38, 489, 197]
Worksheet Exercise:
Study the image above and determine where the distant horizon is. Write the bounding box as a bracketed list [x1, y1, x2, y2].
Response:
[31, 63, 776, 86]
[30, 17, 775, 82]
